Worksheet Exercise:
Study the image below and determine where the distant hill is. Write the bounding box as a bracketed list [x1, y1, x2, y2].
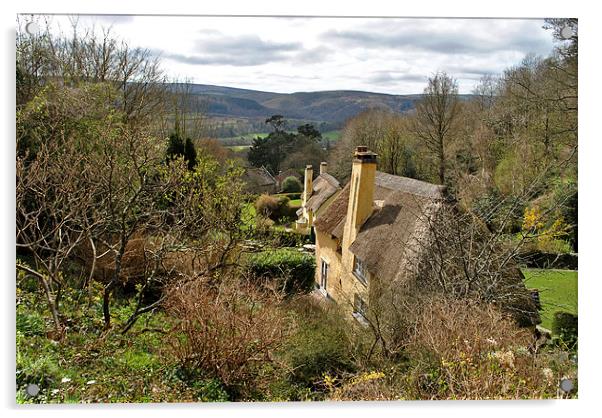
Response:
[182, 84, 422, 123]
[175, 83, 471, 138]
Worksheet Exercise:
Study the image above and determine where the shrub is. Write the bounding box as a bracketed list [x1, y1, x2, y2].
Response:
[281, 176, 302, 193]
[399, 296, 576, 399]
[164, 276, 290, 400]
[251, 226, 311, 247]
[255, 194, 280, 218]
[281, 297, 357, 391]
[552, 312, 578, 349]
[248, 249, 315, 294]
[276, 192, 302, 200]
[255, 194, 297, 223]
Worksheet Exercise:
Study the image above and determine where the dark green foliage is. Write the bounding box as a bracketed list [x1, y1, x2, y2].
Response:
[273, 196, 298, 222]
[184, 137, 197, 170]
[276, 192, 302, 200]
[282, 299, 356, 389]
[297, 123, 322, 141]
[248, 249, 315, 294]
[269, 228, 311, 247]
[167, 133, 197, 170]
[249, 226, 312, 248]
[166, 133, 185, 158]
[472, 189, 526, 233]
[248, 116, 323, 174]
[248, 131, 294, 174]
[552, 312, 578, 349]
[171, 367, 230, 402]
[281, 176, 303, 193]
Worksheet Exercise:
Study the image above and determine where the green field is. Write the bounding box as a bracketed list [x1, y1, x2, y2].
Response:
[523, 268, 578, 330]
[321, 130, 341, 141]
[221, 132, 269, 142]
[226, 145, 252, 151]
[221, 129, 340, 143]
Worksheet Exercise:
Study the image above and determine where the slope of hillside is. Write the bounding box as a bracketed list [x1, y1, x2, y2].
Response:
[187, 84, 422, 124]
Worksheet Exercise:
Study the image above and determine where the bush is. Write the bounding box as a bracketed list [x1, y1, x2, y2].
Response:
[281, 176, 302, 193]
[255, 194, 297, 223]
[398, 296, 577, 400]
[282, 297, 357, 391]
[165, 277, 289, 400]
[248, 249, 315, 294]
[255, 194, 280, 218]
[276, 192, 302, 200]
[251, 226, 311, 247]
[552, 312, 578, 349]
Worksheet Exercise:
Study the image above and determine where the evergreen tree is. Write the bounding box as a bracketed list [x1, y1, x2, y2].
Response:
[167, 133, 185, 160]
[184, 137, 197, 170]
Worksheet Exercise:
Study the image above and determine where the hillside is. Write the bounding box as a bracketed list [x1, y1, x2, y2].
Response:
[182, 84, 424, 131]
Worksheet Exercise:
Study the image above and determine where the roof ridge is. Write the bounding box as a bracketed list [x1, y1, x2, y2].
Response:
[375, 171, 445, 198]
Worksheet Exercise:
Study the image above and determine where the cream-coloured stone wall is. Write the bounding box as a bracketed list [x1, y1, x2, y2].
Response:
[315, 231, 371, 317]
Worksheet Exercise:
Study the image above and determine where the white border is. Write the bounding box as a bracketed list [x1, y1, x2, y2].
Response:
[2, 1, 599, 418]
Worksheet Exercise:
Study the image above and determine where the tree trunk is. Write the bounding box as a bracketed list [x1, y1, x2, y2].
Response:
[102, 282, 113, 329]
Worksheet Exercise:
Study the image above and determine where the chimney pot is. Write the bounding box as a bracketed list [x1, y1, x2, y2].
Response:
[354, 146, 377, 164]
[320, 162, 328, 175]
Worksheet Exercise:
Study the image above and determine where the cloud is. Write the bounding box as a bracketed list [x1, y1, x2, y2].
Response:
[162, 34, 303, 66]
[368, 71, 427, 84]
[321, 19, 552, 56]
[294, 46, 333, 64]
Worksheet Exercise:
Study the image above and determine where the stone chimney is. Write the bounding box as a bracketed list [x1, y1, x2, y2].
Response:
[342, 146, 377, 265]
[320, 162, 328, 175]
[302, 165, 313, 208]
[300, 165, 314, 228]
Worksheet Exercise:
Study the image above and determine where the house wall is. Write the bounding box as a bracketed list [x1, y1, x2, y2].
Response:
[315, 231, 342, 300]
[338, 149, 376, 317]
[315, 230, 370, 317]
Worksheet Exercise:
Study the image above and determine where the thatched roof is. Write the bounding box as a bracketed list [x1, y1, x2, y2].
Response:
[275, 169, 302, 184]
[314, 182, 350, 238]
[242, 166, 277, 187]
[314, 171, 446, 283]
[306, 173, 341, 214]
[349, 174, 445, 285]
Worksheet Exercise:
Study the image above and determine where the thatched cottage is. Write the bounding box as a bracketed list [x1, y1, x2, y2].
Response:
[296, 162, 341, 232]
[311, 146, 539, 327]
[242, 166, 277, 195]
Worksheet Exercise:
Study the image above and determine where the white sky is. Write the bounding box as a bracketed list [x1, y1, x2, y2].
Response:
[35, 15, 555, 94]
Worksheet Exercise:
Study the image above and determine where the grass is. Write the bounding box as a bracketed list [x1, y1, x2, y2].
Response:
[321, 130, 341, 142]
[523, 268, 577, 330]
[16, 280, 213, 403]
[226, 145, 252, 151]
[220, 132, 269, 142]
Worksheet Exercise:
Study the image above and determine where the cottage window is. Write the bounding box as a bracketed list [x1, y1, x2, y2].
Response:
[319, 258, 329, 296]
[352, 294, 369, 325]
[353, 256, 368, 285]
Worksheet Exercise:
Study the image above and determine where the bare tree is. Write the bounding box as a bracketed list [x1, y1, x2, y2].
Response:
[17, 19, 168, 130]
[413, 72, 461, 185]
[16, 84, 113, 336]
